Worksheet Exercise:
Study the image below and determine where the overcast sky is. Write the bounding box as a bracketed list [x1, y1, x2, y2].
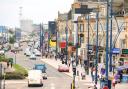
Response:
[0, 0, 74, 27]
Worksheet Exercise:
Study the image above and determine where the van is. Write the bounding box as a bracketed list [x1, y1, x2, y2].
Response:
[28, 70, 43, 87]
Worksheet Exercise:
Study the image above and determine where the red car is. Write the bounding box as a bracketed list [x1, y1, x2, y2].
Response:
[58, 64, 69, 72]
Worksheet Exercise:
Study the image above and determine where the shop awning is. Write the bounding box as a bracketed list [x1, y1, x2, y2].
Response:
[116, 65, 128, 71]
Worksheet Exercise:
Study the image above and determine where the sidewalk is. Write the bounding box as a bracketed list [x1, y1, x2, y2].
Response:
[41, 58, 128, 89]
[41, 58, 100, 88]
[0, 62, 15, 73]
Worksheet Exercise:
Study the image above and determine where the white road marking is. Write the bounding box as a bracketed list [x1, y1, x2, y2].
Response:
[50, 83, 55, 89]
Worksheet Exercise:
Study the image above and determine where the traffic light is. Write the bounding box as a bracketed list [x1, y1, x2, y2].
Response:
[73, 67, 76, 75]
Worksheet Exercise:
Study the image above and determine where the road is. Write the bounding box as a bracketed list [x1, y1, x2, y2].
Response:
[4, 43, 91, 89]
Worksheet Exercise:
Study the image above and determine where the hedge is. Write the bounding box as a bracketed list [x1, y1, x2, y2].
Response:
[5, 72, 25, 79]
[13, 64, 28, 77]
[3, 64, 28, 79]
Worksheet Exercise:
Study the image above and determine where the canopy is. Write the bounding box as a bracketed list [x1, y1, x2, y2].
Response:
[116, 65, 128, 71]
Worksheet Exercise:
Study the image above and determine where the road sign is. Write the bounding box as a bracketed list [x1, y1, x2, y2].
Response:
[122, 49, 128, 54]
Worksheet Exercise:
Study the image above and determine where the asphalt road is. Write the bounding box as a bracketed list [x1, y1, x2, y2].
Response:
[4, 42, 91, 89]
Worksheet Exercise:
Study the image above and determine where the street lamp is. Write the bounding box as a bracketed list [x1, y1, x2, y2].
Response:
[65, 21, 68, 65]
[109, 0, 113, 72]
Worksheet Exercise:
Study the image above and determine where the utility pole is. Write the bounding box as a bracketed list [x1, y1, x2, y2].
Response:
[40, 24, 42, 52]
[87, 14, 90, 75]
[65, 20, 68, 65]
[95, 9, 99, 85]
[41, 24, 44, 57]
[109, 0, 113, 72]
[56, 23, 58, 59]
[105, 0, 109, 86]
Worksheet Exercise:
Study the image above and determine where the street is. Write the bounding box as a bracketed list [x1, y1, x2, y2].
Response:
[4, 43, 90, 89]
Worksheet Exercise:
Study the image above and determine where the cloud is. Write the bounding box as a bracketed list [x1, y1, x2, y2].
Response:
[0, 0, 74, 27]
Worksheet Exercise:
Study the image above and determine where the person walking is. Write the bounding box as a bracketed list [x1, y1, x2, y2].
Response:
[10, 61, 13, 68]
[91, 67, 95, 82]
[7, 61, 9, 68]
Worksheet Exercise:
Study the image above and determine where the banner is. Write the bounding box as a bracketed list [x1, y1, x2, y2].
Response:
[50, 39, 56, 47]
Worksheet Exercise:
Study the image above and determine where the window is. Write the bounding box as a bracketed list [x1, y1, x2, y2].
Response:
[120, 39, 126, 49]
[81, 36, 84, 43]
[80, 24, 84, 32]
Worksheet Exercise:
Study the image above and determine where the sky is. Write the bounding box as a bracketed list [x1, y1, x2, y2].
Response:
[0, 0, 74, 27]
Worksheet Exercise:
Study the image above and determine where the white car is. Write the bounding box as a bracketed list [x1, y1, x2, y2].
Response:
[25, 49, 31, 56]
[34, 49, 41, 56]
[29, 53, 36, 60]
[28, 70, 43, 87]
[0, 50, 5, 55]
[24, 48, 30, 55]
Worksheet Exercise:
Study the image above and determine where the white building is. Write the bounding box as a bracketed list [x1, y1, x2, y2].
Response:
[20, 19, 33, 33]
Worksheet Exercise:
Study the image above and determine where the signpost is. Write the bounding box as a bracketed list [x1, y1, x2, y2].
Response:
[112, 48, 120, 54]
[122, 49, 128, 54]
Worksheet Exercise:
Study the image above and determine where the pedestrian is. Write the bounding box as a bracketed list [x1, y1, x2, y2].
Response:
[94, 85, 97, 89]
[91, 67, 94, 82]
[11, 62, 13, 68]
[7, 61, 9, 67]
[112, 79, 116, 89]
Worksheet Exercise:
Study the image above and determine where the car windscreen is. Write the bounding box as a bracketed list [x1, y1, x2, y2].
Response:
[35, 65, 45, 70]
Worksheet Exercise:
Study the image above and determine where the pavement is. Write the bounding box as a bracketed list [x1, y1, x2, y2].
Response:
[41, 57, 128, 89]
[0, 62, 15, 73]
[41, 58, 100, 89]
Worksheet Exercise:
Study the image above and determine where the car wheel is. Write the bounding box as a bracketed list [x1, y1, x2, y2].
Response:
[28, 82, 30, 87]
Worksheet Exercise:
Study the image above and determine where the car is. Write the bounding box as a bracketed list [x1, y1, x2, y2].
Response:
[26, 50, 31, 56]
[24, 48, 30, 55]
[28, 70, 43, 87]
[58, 64, 69, 72]
[29, 53, 36, 60]
[33, 49, 41, 56]
[34, 64, 47, 73]
[42, 73, 47, 79]
[0, 50, 5, 55]
[34, 64, 47, 79]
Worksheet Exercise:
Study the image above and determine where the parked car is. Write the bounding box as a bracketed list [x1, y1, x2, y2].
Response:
[28, 70, 43, 87]
[34, 64, 47, 79]
[0, 50, 5, 55]
[58, 64, 69, 72]
[29, 53, 36, 60]
[33, 49, 41, 56]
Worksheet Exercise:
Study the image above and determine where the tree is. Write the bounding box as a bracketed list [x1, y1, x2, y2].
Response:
[8, 29, 14, 34]
[9, 35, 15, 44]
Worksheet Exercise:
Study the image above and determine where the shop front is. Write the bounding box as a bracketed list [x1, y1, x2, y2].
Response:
[116, 65, 128, 83]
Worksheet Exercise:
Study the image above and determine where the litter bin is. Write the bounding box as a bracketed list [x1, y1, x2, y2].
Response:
[100, 79, 111, 89]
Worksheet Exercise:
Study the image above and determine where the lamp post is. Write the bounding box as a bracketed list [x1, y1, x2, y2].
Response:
[56, 30, 58, 59]
[40, 24, 42, 52]
[109, 0, 113, 72]
[41, 24, 44, 57]
[87, 14, 90, 75]
[65, 21, 68, 65]
[15, 52, 16, 64]
[95, 9, 99, 85]
[105, 0, 109, 86]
